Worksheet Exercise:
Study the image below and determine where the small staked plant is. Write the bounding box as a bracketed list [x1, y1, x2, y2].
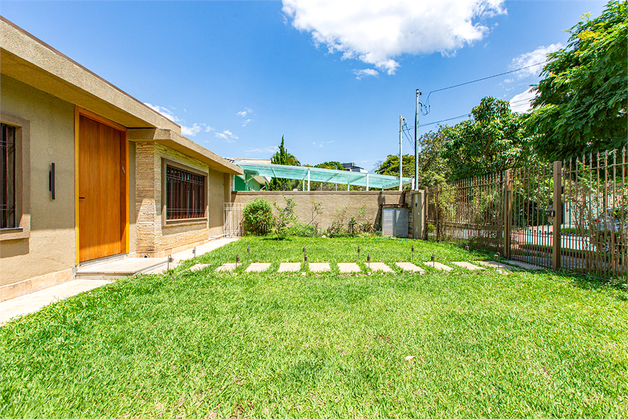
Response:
[242, 198, 274, 235]
[273, 195, 297, 239]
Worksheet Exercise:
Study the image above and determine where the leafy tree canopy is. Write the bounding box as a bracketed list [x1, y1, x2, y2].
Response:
[268, 136, 301, 191]
[441, 97, 532, 181]
[314, 161, 345, 171]
[375, 154, 415, 178]
[528, 0, 627, 161]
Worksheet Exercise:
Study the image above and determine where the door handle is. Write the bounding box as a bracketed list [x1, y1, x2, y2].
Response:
[79, 196, 86, 199]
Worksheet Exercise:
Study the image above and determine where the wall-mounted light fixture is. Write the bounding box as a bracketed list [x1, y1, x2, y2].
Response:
[49, 163, 55, 200]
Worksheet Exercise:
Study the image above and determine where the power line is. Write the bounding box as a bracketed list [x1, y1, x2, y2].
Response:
[422, 61, 546, 115]
[403, 113, 471, 132]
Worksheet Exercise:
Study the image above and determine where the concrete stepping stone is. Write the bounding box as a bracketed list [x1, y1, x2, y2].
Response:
[278, 263, 302, 273]
[506, 260, 543, 270]
[369, 262, 394, 273]
[425, 261, 453, 271]
[246, 263, 271, 273]
[452, 261, 484, 271]
[476, 261, 517, 270]
[309, 263, 331, 272]
[189, 263, 211, 272]
[396, 262, 425, 274]
[337, 263, 361, 273]
[216, 263, 238, 272]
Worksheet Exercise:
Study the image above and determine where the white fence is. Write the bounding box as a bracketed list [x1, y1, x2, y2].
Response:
[223, 203, 246, 237]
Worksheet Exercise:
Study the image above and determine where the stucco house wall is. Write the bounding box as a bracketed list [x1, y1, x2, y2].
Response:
[0, 76, 76, 287]
[0, 17, 242, 301]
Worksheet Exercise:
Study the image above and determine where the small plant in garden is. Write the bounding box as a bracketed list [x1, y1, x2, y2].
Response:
[348, 216, 357, 234]
[273, 195, 298, 239]
[309, 201, 324, 232]
[328, 206, 348, 235]
[242, 198, 274, 235]
[357, 204, 375, 233]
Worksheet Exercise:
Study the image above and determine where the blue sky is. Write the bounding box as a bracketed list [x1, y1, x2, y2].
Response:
[2, 0, 605, 170]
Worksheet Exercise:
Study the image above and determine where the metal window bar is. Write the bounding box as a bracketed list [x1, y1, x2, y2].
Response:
[166, 166, 205, 220]
[0, 123, 16, 229]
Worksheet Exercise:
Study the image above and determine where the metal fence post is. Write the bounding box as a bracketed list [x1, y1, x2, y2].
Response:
[436, 185, 441, 242]
[503, 170, 512, 259]
[553, 161, 562, 271]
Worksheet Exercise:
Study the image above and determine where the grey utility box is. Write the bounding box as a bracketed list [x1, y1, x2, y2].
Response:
[382, 207, 409, 238]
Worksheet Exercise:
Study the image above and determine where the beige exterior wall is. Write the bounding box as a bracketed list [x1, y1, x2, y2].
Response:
[230, 190, 410, 232]
[135, 143, 227, 257]
[0, 75, 76, 286]
[0, 19, 240, 298]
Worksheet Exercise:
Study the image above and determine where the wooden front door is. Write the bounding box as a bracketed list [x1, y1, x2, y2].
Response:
[78, 114, 127, 262]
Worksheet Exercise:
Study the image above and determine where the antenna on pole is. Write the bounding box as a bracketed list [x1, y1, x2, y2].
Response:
[414, 89, 421, 191]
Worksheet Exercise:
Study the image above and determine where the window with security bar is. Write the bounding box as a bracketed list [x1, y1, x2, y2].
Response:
[166, 165, 206, 220]
[1, 123, 16, 229]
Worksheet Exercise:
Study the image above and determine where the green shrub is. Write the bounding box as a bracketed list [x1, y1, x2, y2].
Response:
[273, 195, 298, 239]
[286, 222, 318, 237]
[427, 223, 435, 234]
[243, 199, 274, 235]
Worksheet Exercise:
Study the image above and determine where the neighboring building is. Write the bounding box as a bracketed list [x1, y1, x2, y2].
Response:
[342, 162, 368, 173]
[0, 18, 243, 301]
[229, 158, 271, 191]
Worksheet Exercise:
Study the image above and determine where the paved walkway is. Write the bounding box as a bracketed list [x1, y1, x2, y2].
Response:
[1, 237, 238, 326]
[0, 280, 111, 325]
[209, 260, 537, 275]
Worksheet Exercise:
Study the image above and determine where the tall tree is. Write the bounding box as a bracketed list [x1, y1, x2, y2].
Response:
[441, 97, 532, 181]
[269, 136, 301, 191]
[528, 0, 627, 161]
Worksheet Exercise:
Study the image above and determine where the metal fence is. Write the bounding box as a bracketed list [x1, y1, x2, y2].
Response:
[223, 202, 245, 237]
[425, 147, 627, 282]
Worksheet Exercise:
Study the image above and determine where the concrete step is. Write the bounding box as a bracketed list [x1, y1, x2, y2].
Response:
[76, 258, 169, 279]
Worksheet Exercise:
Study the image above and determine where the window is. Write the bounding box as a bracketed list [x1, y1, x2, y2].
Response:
[165, 164, 206, 220]
[1, 123, 16, 228]
[0, 113, 30, 241]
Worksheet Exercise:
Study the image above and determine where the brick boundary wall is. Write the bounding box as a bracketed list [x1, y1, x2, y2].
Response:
[230, 190, 411, 234]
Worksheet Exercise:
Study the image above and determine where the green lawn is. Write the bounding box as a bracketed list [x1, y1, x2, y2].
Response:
[1, 237, 626, 418]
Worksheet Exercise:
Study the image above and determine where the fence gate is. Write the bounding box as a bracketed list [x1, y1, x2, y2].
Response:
[223, 202, 245, 237]
[510, 163, 554, 269]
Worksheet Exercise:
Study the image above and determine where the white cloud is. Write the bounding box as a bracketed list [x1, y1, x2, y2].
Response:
[354, 68, 379, 80]
[242, 119, 252, 127]
[282, 0, 505, 74]
[144, 102, 178, 122]
[245, 146, 279, 154]
[181, 124, 202, 137]
[181, 123, 215, 137]
[215, 130, 239, 143]
[312, 140, 334, 148]
[144, 102, 215, 137]
[237, 107, 253, 117]
[509, 43, 562, 79]
[509, 88, 536, 113]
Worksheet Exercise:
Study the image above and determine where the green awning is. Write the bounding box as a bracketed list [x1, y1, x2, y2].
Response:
[235, 162, 412, 190]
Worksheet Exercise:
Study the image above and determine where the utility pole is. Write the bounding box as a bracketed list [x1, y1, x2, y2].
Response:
[399, 115, 405, 191]
[414, 89, 420, 191]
